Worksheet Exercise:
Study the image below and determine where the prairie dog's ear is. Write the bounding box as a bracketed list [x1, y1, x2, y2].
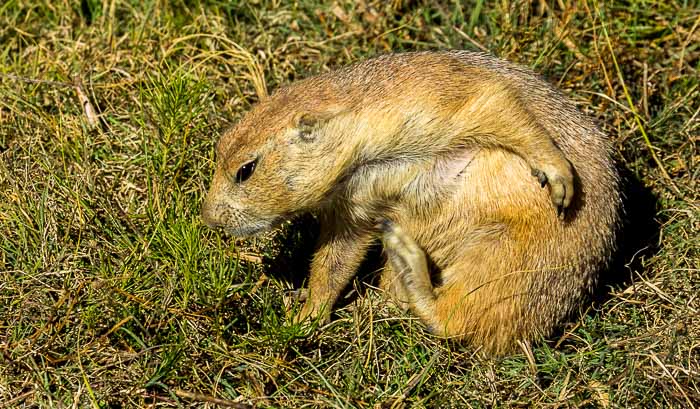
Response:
[293, 110, 339, 142]
[296, 113, 318, 141]
[297, 113, 318, 127]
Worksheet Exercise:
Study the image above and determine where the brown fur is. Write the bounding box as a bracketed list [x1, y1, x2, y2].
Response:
[202, 51, 621, 355]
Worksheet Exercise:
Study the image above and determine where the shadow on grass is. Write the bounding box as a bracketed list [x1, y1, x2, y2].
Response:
[263, 213, 319, 290]
[595, 163, 661, 302]
[545, 163, 661, 354]
[263, 214, 386, 313]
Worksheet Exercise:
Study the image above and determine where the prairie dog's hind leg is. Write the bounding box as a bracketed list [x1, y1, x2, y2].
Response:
[378, 220, 438, 326]
[379, 264, 411, 311]
[379, 219, 523, 352]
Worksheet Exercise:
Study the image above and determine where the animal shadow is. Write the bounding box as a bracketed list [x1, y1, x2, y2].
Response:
[263, 214, 320, 290]
[595, 164, 660, 302]
[263, 214, 385, 311]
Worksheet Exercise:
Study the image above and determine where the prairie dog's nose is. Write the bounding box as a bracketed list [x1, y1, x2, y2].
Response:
[201, 198, 221, 228]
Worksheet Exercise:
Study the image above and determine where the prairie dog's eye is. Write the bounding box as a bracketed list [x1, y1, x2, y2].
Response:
[235, 159, 257, 183]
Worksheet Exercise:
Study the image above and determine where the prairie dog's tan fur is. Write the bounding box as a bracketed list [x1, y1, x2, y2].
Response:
[202, 51, 621, 355]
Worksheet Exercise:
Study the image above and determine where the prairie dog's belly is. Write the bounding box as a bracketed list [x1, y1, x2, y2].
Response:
[396, 148, 560, 269]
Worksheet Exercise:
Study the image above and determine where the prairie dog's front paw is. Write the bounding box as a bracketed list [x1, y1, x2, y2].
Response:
[531, 158, 574, 217]
[291, 300, 330, 325]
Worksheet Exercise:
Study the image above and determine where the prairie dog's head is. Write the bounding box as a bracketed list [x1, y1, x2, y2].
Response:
[202, 86, 351, 237]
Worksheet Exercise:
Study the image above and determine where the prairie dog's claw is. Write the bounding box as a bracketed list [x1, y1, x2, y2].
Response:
[531, 168, 548, 188]
[287, 288, 308, 303]
[375, 218, 393, 232]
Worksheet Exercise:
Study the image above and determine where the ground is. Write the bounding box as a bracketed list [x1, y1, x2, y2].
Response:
[0, 0, 698, 407]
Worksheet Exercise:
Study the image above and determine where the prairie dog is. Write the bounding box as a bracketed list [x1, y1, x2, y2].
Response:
[202, 51, 621, 355]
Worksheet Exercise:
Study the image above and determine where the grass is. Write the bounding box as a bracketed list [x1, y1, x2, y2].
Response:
[0, 0, 698, 407]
